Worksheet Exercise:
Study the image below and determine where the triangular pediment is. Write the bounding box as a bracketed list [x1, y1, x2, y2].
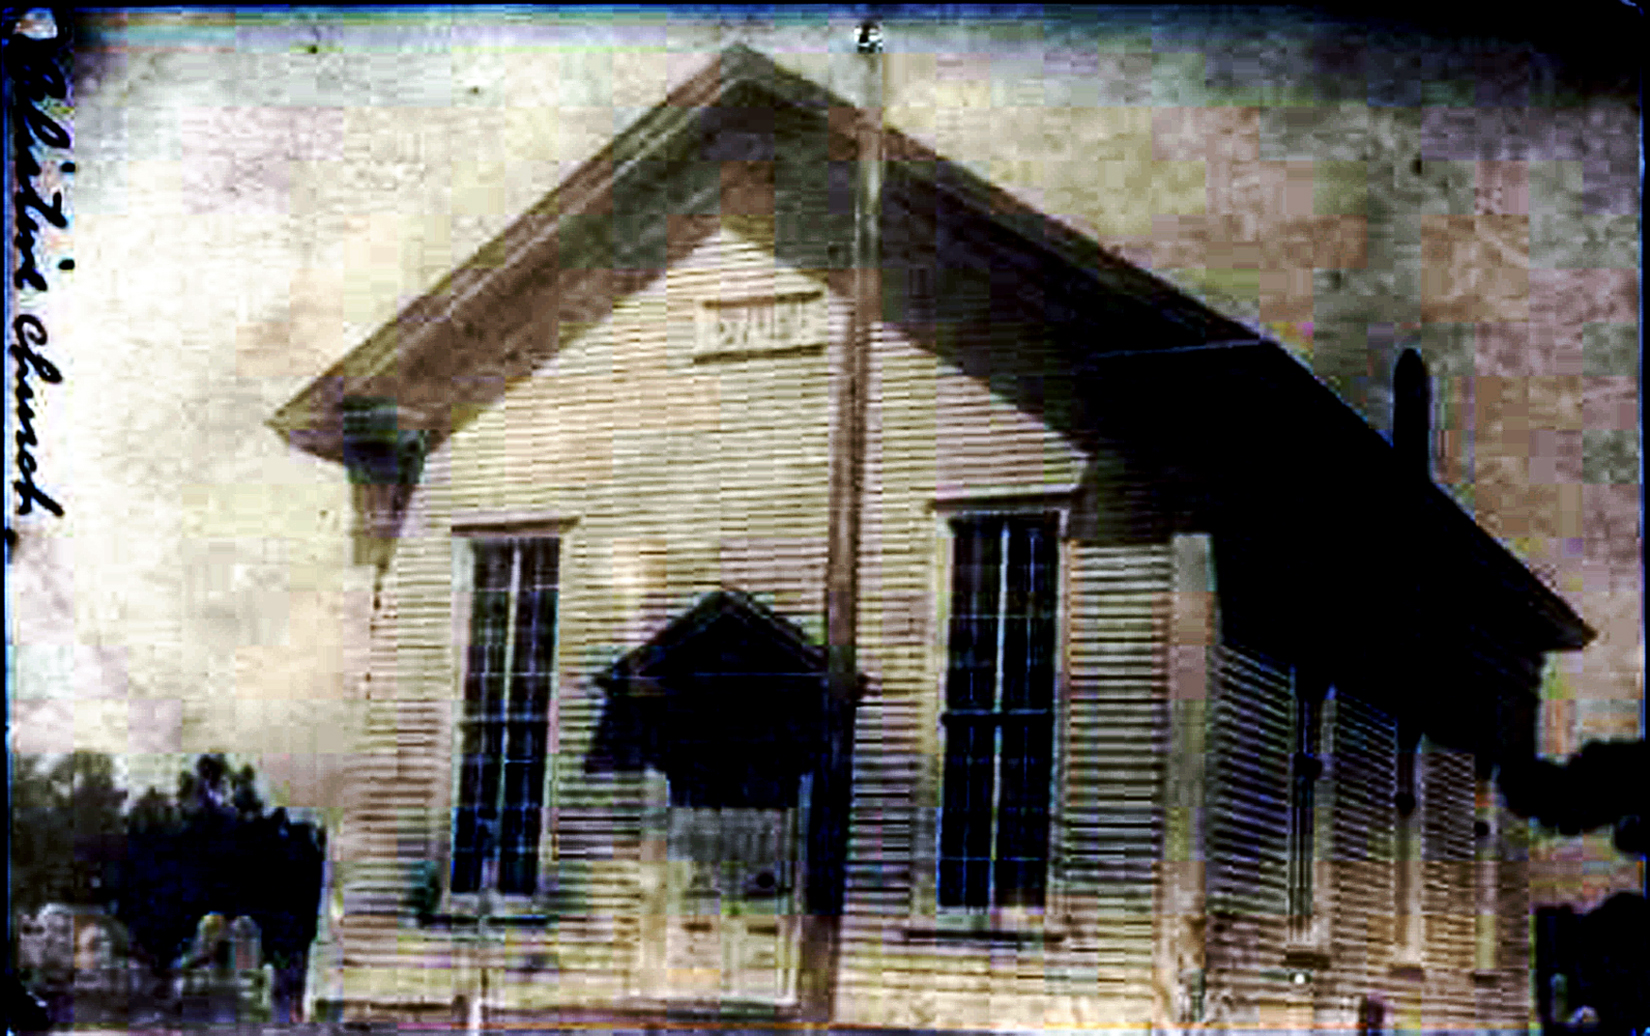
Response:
[267, 43, 1591, 675]
[595, 589, 826, 694]
[267, 43, 1247, 469]
[585, 590, 830, 807]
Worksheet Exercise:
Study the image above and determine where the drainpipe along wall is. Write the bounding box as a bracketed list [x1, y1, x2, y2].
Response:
[806, 26, 882, 1022]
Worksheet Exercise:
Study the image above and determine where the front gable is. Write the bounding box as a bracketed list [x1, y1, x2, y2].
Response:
[272, 45, 1587, 682]
[440, 219, 841, 502]
[268, 44, 1243, 470]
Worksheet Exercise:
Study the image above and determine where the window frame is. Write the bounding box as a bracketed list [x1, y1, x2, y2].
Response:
[925, 498, 1071, 927]
[1285, 676, 1336, 958]
[1472, 771, 1501, 976]
[443, 520, 572, 915]
[1391, 727, 1427, 969]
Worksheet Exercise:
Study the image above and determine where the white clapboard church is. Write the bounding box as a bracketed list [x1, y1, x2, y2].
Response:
[272, 44, 1592, 1034]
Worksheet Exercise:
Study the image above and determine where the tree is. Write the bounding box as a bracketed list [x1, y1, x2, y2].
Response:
[10, 751, 326, 1025]
[9, 752, 127, 917]
[1500, 739, 1648, 1034]
[115, 755, 325, 988]
[1500, 739, 1648, 857]
[175, 754, 264, 822]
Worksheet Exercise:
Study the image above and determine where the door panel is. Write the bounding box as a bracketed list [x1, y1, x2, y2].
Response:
[654, 805, 801, 1004]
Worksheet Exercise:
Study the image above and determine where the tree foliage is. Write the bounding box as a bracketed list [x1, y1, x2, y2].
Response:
[10, 752, 326, 982]
[115, 754, 326, 976]
[1502, 739, 1648, 1034]
[1499, 738, 1648, 856]
[8, 752, 127, 917]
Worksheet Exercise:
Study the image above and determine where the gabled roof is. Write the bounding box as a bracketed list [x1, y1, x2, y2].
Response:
[267, 42, 1250, 466]
[593, 588, 827, 697]
[1081, 342, 1593, 656]
[585, 589, 831, 780]
[267, 43, 1592, 669]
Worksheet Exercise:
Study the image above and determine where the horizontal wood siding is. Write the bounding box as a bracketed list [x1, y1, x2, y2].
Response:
[1327, 690, 1398, 1017]
[1202, 653, 1511, 1032]
[1489, 811, 1533, 1027]
[1059, 541, 1171, 1011]
[330, 222, 839, 1011]
[1417, 741, 1479, 1029]
[332, 220, 1176, 1028]
[1204, 640, 1294, 1027]
[830, 268, 1168, 1031]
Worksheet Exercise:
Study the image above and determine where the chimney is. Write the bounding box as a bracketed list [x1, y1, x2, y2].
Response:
[1393, 348, 1431, 480]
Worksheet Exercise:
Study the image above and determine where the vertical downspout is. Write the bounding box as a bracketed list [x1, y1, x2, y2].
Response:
[807, 17, 882, 1023]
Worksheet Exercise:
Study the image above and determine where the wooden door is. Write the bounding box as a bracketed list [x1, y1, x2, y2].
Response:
[658, 805, 801, 1005]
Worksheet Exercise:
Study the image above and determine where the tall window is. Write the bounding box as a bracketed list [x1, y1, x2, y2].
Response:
[1393, 728, 1424, 960]
[452, 537, 559, 896]
[938, 514, 1059, 909]
[1288, 680, 1327, 936]
[1474, 773, 1500, 972]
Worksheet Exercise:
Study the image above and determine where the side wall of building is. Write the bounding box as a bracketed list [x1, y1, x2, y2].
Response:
[1203, 622, 1534, 1032]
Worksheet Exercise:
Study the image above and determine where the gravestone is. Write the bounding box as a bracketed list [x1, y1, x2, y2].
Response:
[229, 916, 261, 973]
[186, 912, 230, 973]
[73, 925, 113, 996]
[12, 905, 139, 1026]
[176, 914, 236, 1024]
[229, 915, 273, 1022]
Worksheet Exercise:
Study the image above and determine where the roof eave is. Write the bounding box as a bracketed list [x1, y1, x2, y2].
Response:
[268, 45, 784, 463]
[1238, 344, 1595, 654]
[268, 43, 1250, 463]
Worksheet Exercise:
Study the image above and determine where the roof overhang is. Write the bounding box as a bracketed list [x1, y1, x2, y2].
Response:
[267, 43, 1248, 466]
[268, 44, 1593, 674]
[1078, 341, 1594, 660]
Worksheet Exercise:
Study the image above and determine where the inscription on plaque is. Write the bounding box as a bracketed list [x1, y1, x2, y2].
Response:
[695, 292, 825, 359]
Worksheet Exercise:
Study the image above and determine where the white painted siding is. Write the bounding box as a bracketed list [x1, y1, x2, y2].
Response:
[332, 222, 839, 1013]
[830, 268, 1170, 1031]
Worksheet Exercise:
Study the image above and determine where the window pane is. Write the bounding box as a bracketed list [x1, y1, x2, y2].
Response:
[995, 714, 1053, 907]
[502, 722, 547, 817]
[1001, 517, 1058, 712]
[1289, 688, 1323, 924]
[946, 518, 1001, 711]
[469, 541, 513, 643]
[480, 674, 509, 724]
[465, 541, 513, 728]
[510, 675, 553, 725]
[451, 808, 482, 894]
[938, 716, 996, 907]
[512, 539, 559, 681]
[938, 513, 1059, 910]
[497, 843, 539, 896]
[453, 744, 501, 894]
[1288, 771, 1316, 922]
[498, 720, 546, 896]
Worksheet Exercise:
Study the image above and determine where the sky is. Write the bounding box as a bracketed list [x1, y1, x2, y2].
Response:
[5, 5, 1641, 905]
